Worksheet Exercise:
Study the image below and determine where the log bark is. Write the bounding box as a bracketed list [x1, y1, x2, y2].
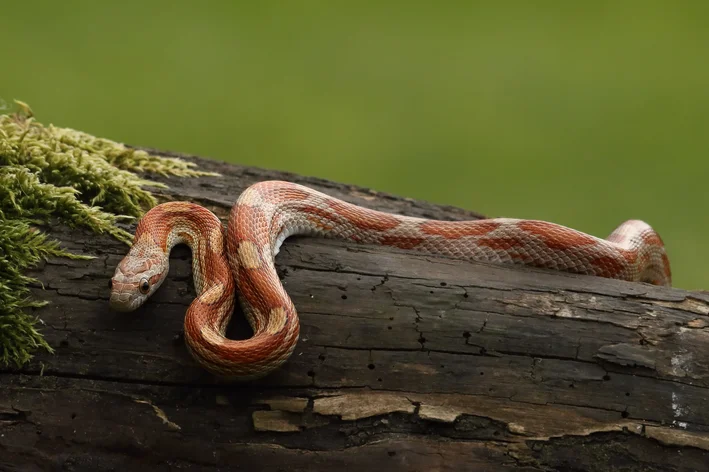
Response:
[2, 151, 708, 472]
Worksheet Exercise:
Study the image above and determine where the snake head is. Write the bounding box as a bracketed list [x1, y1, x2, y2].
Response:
[109, 237, 168, 312]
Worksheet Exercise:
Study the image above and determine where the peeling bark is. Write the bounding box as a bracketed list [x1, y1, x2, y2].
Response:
[1, 151, 708, 471]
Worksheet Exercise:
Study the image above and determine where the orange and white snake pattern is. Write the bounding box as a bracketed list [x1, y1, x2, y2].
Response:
[109, 180, 671, 380]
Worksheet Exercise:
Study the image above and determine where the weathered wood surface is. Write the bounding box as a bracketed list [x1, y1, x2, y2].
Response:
[2, 151, 709, 472]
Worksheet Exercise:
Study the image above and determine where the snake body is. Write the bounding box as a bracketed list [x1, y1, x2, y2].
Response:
[109, 180, 671, 380]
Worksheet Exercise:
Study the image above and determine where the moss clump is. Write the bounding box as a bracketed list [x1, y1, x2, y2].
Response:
[0, 100, 218, 368]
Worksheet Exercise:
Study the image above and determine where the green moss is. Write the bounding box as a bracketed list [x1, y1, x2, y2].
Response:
[0, 101, 218, 368]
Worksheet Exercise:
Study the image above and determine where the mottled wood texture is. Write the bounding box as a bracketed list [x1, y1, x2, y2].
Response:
[2, 151, 708, 472]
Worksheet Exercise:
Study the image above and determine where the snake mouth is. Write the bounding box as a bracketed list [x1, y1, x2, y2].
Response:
[109, 281, 143, 312]
[109, 297, 134, 312]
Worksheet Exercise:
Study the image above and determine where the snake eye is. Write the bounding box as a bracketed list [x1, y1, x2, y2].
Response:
[139, 278, 150, 294]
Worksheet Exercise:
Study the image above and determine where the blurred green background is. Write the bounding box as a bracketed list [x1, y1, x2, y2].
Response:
[2, 2, 707, 289]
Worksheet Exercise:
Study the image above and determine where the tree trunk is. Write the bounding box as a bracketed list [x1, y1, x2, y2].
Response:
[2, 151, 708, 472]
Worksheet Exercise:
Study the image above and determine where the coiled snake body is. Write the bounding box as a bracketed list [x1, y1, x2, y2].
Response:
[109, 180, 671, 380]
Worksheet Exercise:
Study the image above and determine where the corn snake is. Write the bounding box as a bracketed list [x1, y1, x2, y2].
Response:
[109, 180, 671, 380]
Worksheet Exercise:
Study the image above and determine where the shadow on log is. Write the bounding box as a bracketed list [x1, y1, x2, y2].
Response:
[2, 151, 709, 471]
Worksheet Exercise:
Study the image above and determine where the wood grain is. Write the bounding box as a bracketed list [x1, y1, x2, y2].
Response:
[1, 151, 708, 471]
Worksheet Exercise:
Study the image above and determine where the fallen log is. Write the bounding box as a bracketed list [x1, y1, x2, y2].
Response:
[2, 151, 708, 472]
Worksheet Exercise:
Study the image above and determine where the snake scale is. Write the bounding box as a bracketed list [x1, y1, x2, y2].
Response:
[109, 180, 671, 380]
